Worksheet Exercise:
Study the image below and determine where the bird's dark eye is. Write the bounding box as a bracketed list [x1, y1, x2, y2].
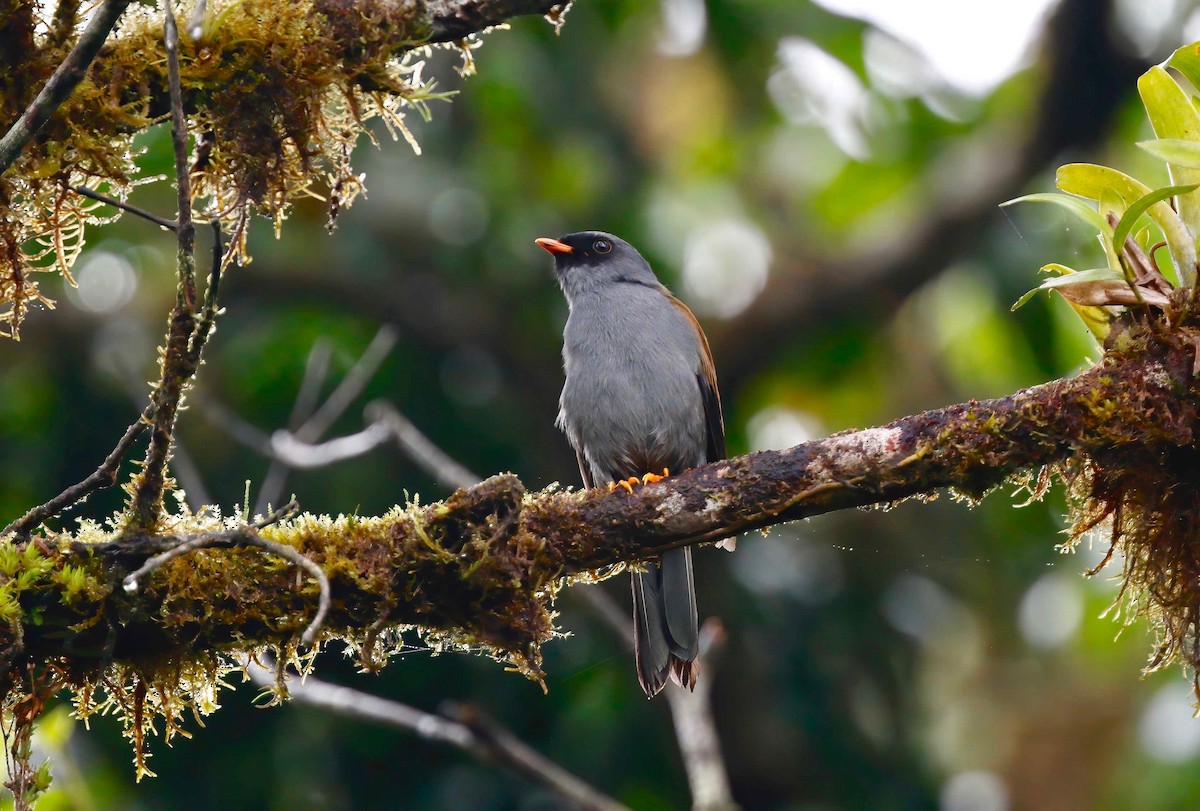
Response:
[593, 239, 612, 254]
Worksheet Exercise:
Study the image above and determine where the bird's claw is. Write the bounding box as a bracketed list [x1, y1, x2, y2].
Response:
[609, 469, 671, 493]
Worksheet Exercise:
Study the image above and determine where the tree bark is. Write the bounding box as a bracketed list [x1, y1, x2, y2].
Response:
[9, 325, 1195, 686]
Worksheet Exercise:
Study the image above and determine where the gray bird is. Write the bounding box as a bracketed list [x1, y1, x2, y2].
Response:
[537, 230, 725, 697]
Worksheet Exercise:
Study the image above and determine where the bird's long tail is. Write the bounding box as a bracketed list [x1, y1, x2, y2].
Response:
[632, 546, 699, 696]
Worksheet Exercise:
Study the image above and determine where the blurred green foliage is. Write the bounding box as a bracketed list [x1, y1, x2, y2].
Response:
[5, 1, 1200, 809]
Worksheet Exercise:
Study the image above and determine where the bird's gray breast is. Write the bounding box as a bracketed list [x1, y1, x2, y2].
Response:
[558, 285, 706, 483]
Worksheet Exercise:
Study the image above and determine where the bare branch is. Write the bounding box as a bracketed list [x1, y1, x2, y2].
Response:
[254, 326, 397, 513]
[0, 0, 133, 174]
[664, 621, 738, 811]
[579, 588, 737, 811]
[444, 702, 630, 811]
[245, 659, 629, 811]
[299, 326, 398, 442]
[127, 0, 205, 530]
[229, 398, 478, 483]
[69, 186, 179, 232]
[270, 423, 393, 469]
[289, 341, 335, 432]
[252, 340, 333, 513]
[366, 401, 482, 490]
[185, 0, 208, 41]
[2, 409, 151, 538]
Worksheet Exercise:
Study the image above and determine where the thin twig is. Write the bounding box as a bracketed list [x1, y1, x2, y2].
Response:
[122, 501, 298, 591]
[245, 660, 630, 811]
[254, 340, 334, 514]
[255, 326, 397, 513]
[244, 528, 329, 646]
[297, 326, 398, 441]
[164, 0, 195, 267]
[445, 702, 631, 811]
[0, 0, 133, 175]
[664, 621, 738, 811]
[122, 499, 329, 643]
[185, 0, 208, 40]
[270, 423, 393, 469]
[289, 341, 334, 433]
[188, 218, 224, 363]
[266, 401, 483, 481]
[127, 0, 201, 530]
[2, 409, 152, 538]
[70, 185, 179, 232]
[365, 401, 480, 490]
[169, 440, 213, 512]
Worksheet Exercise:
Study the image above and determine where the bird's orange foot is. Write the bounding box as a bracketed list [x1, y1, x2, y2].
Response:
[641, 468, 670, 485]
[607, 477, 643, 493]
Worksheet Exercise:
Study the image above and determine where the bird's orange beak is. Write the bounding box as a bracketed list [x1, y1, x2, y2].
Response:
[535, 237, 574, 255]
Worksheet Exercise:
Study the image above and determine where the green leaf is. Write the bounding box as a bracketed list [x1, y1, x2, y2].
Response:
[1058, 163, 1197, 287]
[1057, 163, 1149, 202]
[1000, 192, 1108, 233]
[1098, 188, 1126, 270]
[1037, 266, 1124, 289]
[1138, 66, 1200, 247]
[1011, 287, 1041, 311]
[1010, 264, 1121, 311]
[1112, 182, 1200, 258]
[1137, 138, 1200, 168]
[1166, 42, 1200, 95]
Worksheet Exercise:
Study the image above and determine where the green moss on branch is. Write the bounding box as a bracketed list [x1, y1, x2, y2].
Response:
[0, 0, 562, 335]
[1, 321, 1198, 764]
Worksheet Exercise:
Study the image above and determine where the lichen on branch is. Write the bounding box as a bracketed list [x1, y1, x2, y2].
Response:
[0, 0, 562, 336]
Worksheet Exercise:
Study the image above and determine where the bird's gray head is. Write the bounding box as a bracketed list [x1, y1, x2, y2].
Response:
[536, 231, 662, 300]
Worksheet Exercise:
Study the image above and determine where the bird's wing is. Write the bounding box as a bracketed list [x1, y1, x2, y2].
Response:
[698, 365, 725, 463]
[666, 292, 726, 463]
[575, 446, 596, 489]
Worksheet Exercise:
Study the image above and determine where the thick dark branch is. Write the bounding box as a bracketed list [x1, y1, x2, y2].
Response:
[532, 333, 1197, 571]
[14, 335, 1198, 683]
[425, 0, 566, 42]
[0, 0, 132, 174]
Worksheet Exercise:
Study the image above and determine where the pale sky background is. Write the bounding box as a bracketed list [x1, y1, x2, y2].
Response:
[812, 0, 1061, 95]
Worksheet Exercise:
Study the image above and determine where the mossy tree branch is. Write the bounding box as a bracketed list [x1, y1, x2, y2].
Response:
[0, 0, 567, 336]
[6, 323, 1196, 690]
[0, 0, 132, 174]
